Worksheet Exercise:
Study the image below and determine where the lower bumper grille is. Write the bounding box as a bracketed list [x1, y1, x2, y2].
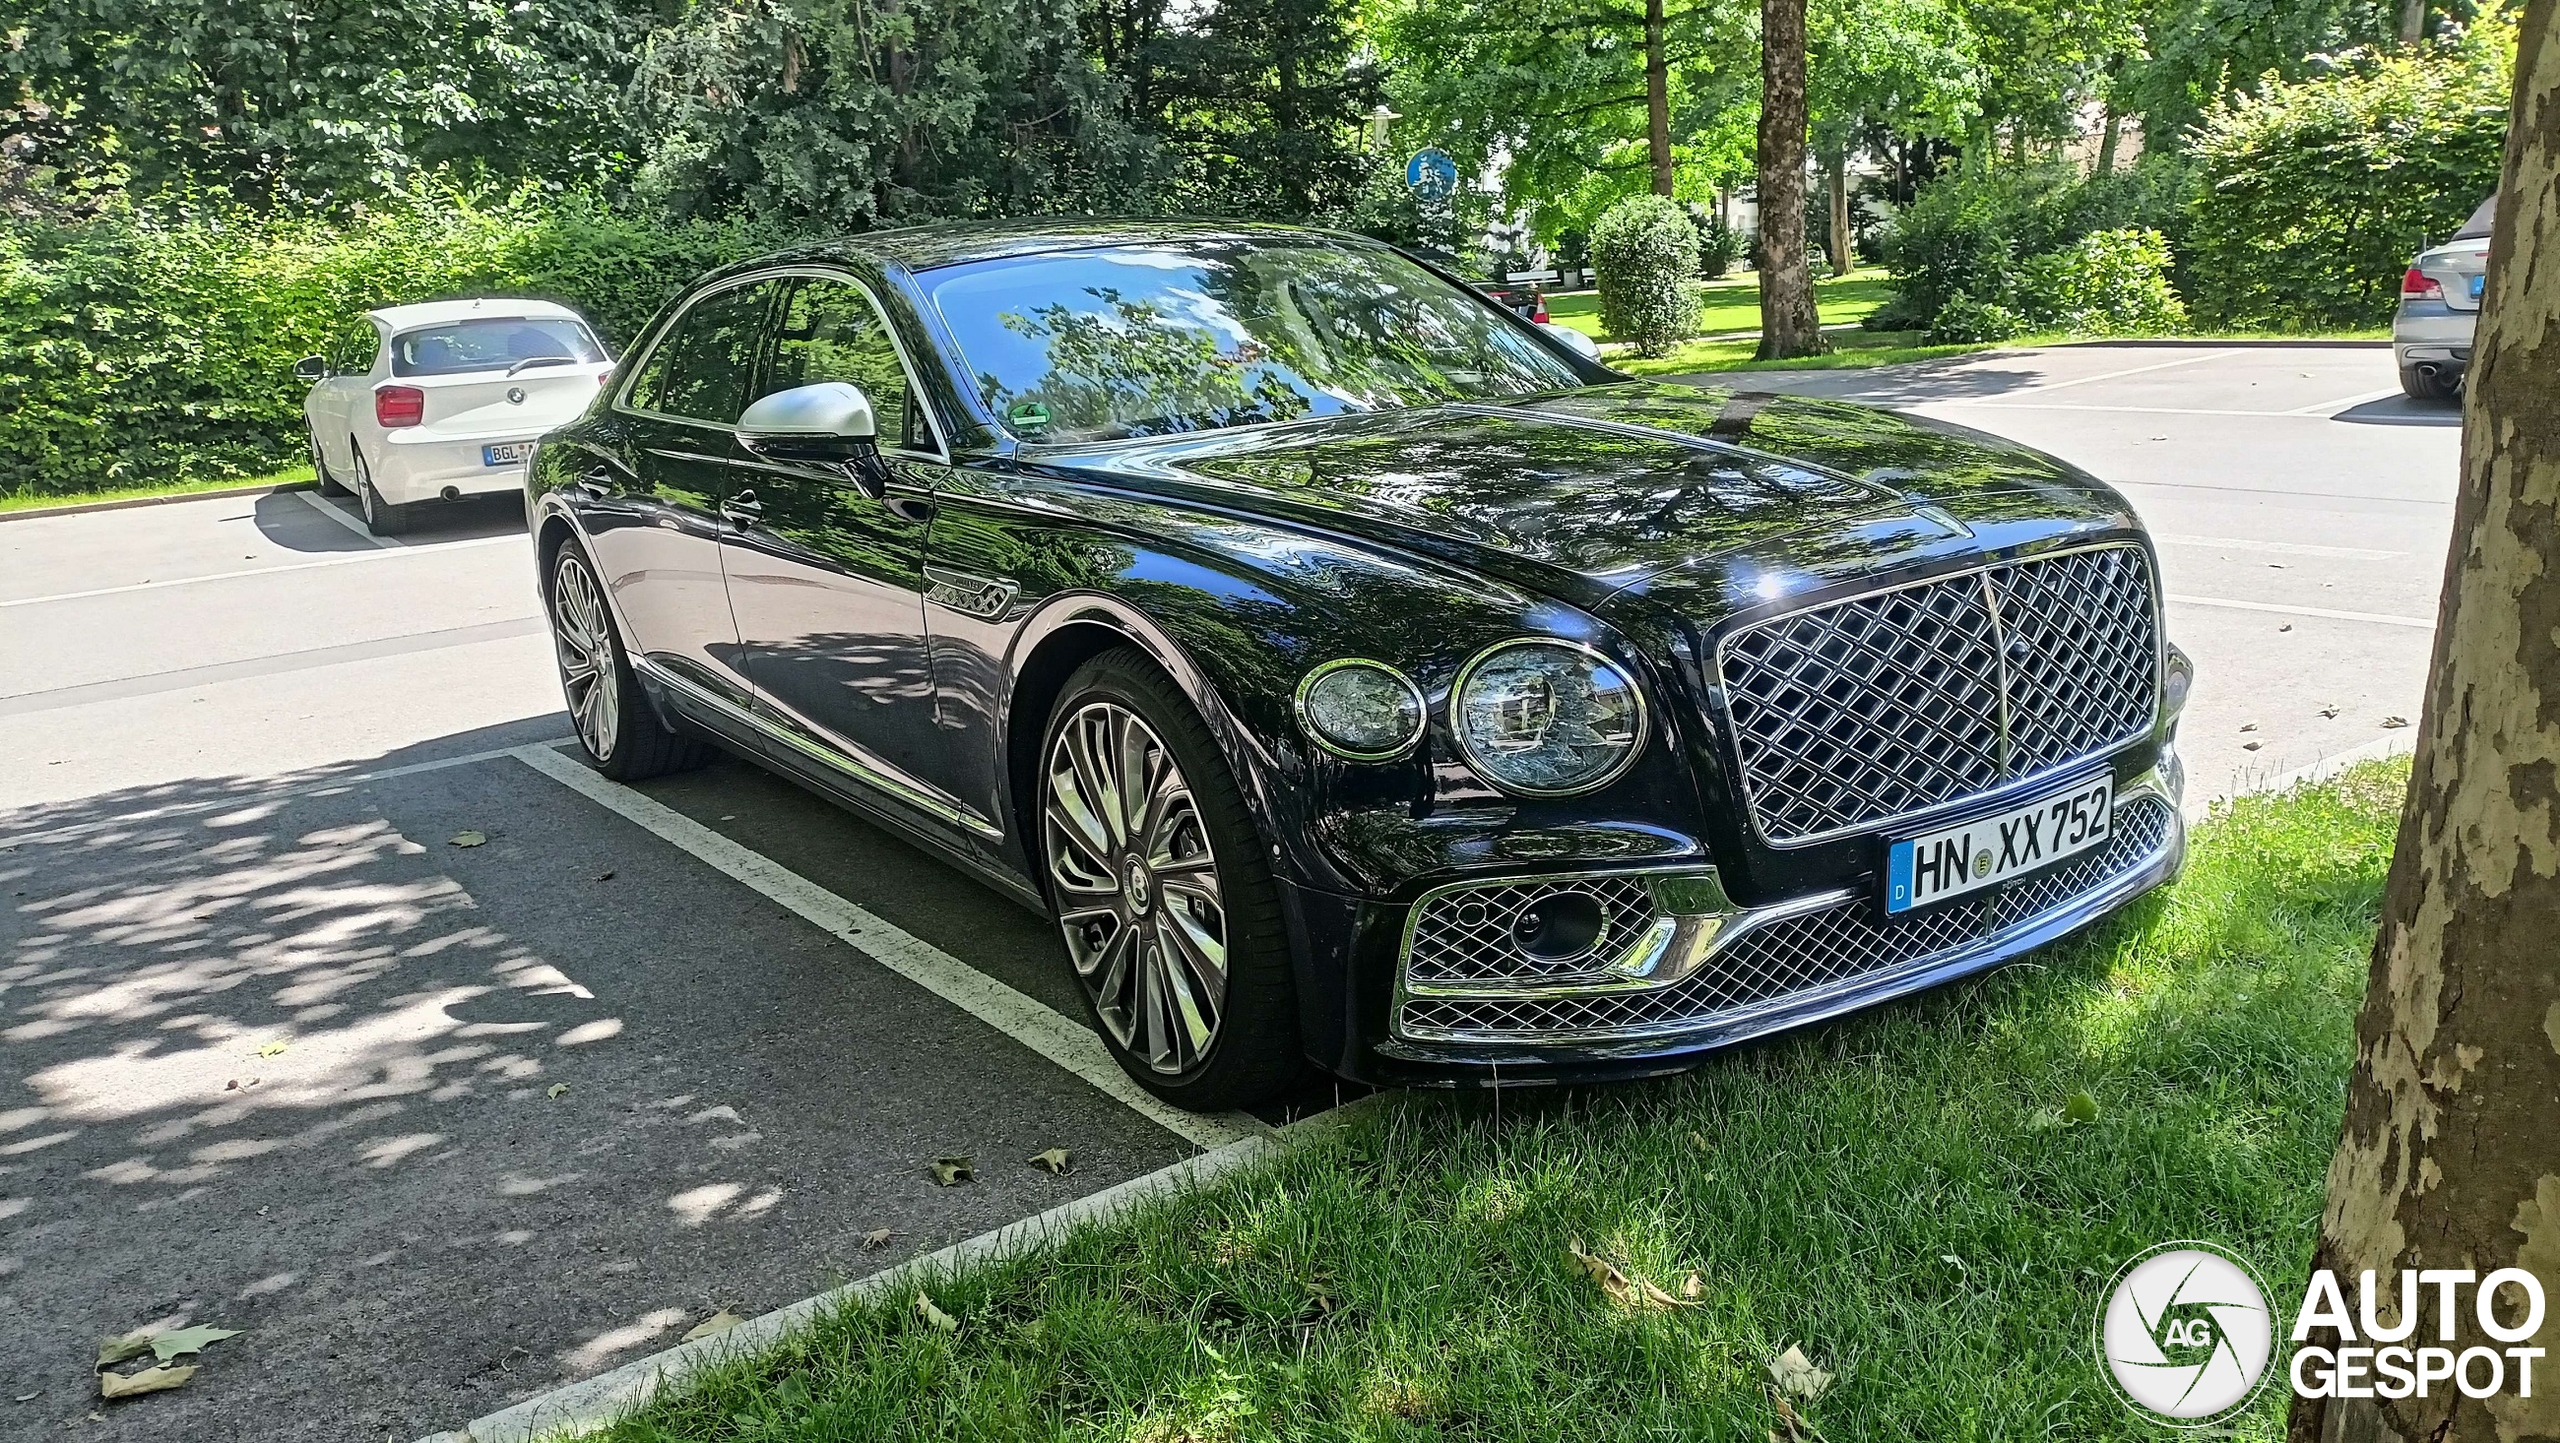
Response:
[1394, 793, 2176, 1045]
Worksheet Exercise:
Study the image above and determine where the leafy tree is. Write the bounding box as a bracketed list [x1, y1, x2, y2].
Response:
[0, 0, 650, 208]
[1808, 0, 1979, 273]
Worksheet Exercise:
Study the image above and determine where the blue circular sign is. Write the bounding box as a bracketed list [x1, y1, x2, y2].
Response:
[1405, 148, 1458, 201]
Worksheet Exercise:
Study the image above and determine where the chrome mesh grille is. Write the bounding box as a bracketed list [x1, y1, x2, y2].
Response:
[1718, 546, 2158, 844]
[1395, 794, 2174, 1044]
[1405, 875, 1657, 987]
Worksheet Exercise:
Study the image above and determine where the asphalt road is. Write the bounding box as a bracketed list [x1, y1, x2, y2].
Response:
[0, 343, 2456, 1440]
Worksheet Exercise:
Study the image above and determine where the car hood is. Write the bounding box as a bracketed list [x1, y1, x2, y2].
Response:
[1022, 381, 2137, 613]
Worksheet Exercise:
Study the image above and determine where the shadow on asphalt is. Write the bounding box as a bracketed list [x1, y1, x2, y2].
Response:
[2332, 395, 2464, 427]
[250, 489, 528, 554]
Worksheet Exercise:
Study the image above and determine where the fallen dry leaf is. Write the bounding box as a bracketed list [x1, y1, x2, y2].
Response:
[1029, 1147, 1072, 1175]
[223, 1077, 258, 1092]
[448, 830, 487, 847]
[1680, 1270, 1706, 1300]
[2238, 722, 2258, 733]
[2382, 716, 2411, 729]
[682, 1310, 743, 1342]
[862, 1229, 895, 1250]
[98, 1365, 195, 1400]
[915, 1290, 958, 1333]
[95, 1332, 153, 1368]
[547, 1083, 571, 1100]
[253, 1040, 288, 1059]
[147, 1325, 239, 1363]
[2279, 623, 2294, 633]
[2243, 741, 2263, 751]
[2063, 1091, 2101, 1124]
[595, 870, 615, 882]
[2320, 705, 2341, 718]
[1768, 1344, 1834, 1401]
[1567, 1244, 1695, 1311]
[928, 1156, 974, 1186]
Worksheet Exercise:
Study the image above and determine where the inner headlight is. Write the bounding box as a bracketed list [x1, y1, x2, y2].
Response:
[1295, 659, 1426, 761]
[1451, 640, 1649, 796]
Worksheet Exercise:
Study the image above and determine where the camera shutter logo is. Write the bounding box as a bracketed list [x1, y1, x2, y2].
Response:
[2096, 1241, 2277, 1426]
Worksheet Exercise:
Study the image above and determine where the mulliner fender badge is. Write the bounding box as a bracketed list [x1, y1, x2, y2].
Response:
[923, 564, 1021, 621]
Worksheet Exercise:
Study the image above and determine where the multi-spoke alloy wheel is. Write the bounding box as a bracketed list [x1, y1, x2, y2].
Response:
[551, 551, 621, 761]
[1046, 701, 1229, 1076]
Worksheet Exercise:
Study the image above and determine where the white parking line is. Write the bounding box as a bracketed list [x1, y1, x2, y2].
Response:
[2152, 533, 2403, 560]
[298, 488, 401, 547]
[1934, 401, 2332, 418]
[1952, 348, 2242, 399]
[2166, 593, 2435, 629]
[2284, 386, 2404, 415]
[0, 534, 523, 609]
[508, 743, 1265, 1152]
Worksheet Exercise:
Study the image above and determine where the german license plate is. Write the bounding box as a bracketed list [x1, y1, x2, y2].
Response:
[2470, 274, 2486, 299]
[1885, 775, 2113, 914]
[483, 442, 535, 467]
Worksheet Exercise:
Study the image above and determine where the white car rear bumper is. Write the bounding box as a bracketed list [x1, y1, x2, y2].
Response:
[369, 429, 544, 505]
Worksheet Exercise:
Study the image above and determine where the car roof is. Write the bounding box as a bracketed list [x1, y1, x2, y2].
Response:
[717, 218, 1368, 278]
[368, 298, 587, 331]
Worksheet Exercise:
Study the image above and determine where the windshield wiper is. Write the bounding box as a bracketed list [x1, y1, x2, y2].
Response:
[505, 356, 579, 377]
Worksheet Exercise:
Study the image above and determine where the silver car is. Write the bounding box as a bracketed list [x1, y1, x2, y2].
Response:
[2393, 194, 2494, 400]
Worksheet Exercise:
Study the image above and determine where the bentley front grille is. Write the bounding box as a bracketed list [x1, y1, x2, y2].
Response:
[1403, 875, 1660, 988]
[1393, 793, 2175, 1045]
[1717, 544, 2160, 845]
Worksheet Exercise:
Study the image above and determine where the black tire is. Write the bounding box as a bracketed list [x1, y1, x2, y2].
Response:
[546, 541, 709, 781]
[310, 431, 350, 496]
[1039, 647, 1303, 1110]
[354, 448, 412, 536]
[2399, 363, 2460, 401]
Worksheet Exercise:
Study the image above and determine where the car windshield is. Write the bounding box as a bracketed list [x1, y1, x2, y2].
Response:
[390, 317, 605, 378]
[923, 240, 1585, 445]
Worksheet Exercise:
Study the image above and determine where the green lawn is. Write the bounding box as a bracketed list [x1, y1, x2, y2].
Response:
[0, 464, 315, 515]
[1545, 269, 1896, 344]
[599, 763, 2405, 1443]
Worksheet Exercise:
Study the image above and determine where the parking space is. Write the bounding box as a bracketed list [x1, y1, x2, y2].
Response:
[1707, 342, 2459, 800]
[1, 343, 2458, 1439]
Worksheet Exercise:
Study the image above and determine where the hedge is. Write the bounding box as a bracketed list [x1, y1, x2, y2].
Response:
[0, 194, 793, 497]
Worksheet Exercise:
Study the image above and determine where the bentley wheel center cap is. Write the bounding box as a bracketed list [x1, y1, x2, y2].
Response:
[1121, 858, 1155, 915]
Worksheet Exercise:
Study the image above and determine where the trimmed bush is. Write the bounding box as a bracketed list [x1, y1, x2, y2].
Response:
[1589, 195, 1701, 357]
[1876, 157, 2195, 333]
[0, 193, 791, 496]
[2186, 23, 2512, 330]
[1927, 292, 2029, 345]
[2015, 228, 2187, 336]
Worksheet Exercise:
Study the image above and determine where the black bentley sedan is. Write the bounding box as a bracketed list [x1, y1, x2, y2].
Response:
[526, 221, 2192, 1111]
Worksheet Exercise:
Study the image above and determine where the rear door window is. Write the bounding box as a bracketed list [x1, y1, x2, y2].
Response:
[629, 281, 777, 426]
[389, 317, 603, 378]
[759, 277, 930, 452]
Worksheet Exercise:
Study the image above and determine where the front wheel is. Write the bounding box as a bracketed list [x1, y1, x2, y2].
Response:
[547, 543, 707, 781]
[1041, 648, 1302, 1109]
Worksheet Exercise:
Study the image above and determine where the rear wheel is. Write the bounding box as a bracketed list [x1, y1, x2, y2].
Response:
[354, 448, 411, 536]
[1040, 648, 1302, 1109]
[548, 543, 708, 781]
[2399, 363, 2460, 401]
[310, 431, 350, 496]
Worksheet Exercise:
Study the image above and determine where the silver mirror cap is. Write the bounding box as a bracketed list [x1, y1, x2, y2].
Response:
[737, 381, 878, 440]
[1537, 322, 1602, 362]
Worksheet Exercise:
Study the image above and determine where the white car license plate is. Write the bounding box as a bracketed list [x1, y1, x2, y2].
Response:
[1885, 775, 2113, 914]
[483, 442, 535, 467]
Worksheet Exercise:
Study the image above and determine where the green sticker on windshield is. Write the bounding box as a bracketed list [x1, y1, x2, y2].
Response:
[1007, 401, 1052, 433]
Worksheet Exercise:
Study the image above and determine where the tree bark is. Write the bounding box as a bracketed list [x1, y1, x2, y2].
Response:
[1755, 0, 1823, 357]
[2094, 99, 2120, 175]
[2401, 0, 2428, 43]
[2287, 4, 2560, 1441]
[1645, 0, 1674, 196]
[1823, 144, 1851, 277]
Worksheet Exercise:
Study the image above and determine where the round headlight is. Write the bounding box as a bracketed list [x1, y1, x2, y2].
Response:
[1451, 640, 1648, 796]
[1294, 659, 1427, 761]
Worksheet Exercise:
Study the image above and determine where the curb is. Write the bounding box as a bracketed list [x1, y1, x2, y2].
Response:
[0, 479, 316, 524]
[418, 1093, 1391, 1443]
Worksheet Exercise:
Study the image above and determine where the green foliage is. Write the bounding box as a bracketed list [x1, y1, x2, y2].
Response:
[1589, 196, 1702, 358]
[0, 193, 785, 496]
[2185, 22, 2514, 330]
[2119, 0, 2417, 149]
[1926, 291, 2030, 344]
[1877, 157, 2196, 331]
[2013, 227, 2187, 335]
[1695, 215, 1744, 280]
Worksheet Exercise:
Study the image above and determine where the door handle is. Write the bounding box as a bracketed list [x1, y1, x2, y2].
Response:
[721, 489, 763, 521]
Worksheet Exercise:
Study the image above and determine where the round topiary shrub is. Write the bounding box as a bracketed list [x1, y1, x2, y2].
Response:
[1590, 194, 1701, 357]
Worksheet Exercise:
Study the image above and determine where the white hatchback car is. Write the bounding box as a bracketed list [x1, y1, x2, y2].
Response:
[297, 299, 612, 534]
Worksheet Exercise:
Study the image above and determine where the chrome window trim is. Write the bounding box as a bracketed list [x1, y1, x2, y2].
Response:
[1292, 658, 1428, 762]
[1447, 637, 1652, 798]
[1707, 538, 2165, 850]
[613, 265, 950, 465]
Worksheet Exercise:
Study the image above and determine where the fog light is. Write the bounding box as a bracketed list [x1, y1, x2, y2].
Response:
[1294, 659, 1426, 761]
[1512, 888, 1607, 962]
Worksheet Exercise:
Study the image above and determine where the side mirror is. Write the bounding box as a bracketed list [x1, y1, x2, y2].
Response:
[294, 355, 329, 382]
[1537, 322, 1602, 363]
[738, 382, 889, 496]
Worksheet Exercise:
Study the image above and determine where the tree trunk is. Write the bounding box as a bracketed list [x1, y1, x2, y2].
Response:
[2401, 0, 2427, 43]
[1824, 144, 1851, 277]
[2094, 99, 2120, 175]
[1645, 0, 1674, 197]
[2287, 5, 2560, 1441]
[1755, 0, 1823, 358]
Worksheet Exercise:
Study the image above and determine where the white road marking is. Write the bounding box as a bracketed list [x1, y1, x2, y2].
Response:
[0, 533, 524, 609]
[298, 489, 400, 547]
[2165, 593, 2435, 629]
[1947, 348, 2242, 399]
[2284, 386, 2404, 415]
[509, 743, 1265, 1152]
[2152, 533, 2402, 560]
[1932, 401, 2331, 419]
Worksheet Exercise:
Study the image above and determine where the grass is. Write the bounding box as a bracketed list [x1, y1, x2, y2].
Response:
[0, 463, 316, 515]
[598, 762, 2407, 1443]
[1544, 269, 1895, 344]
